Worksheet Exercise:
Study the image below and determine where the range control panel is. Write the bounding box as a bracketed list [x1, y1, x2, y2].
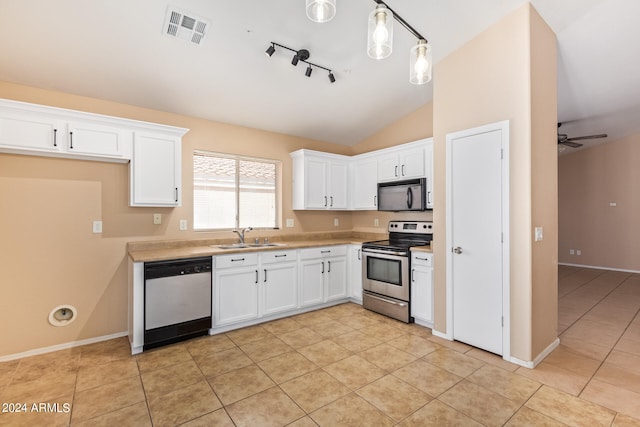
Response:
[388, 221, 433, 234]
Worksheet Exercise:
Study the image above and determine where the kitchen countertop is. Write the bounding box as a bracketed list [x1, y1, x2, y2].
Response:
[411, 244, 433, 254]
[128, 232, 385, 262]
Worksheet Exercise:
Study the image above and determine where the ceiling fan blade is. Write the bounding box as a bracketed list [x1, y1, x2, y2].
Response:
[565, 134, 608, 142]
[560, 141, 583, 148]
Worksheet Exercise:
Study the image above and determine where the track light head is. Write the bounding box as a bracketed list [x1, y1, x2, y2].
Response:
[265, 45, 275, 57]
[328, 72, 336, 83]
[291, 54, 299, 66]
[305, 66, 313, 77]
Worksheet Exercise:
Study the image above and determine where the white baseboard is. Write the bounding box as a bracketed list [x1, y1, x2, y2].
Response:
[508, 337, 560, 369]
[431, 329, 450, 340]
[0, 331, 128, 362]
[559, 262, 640, 274]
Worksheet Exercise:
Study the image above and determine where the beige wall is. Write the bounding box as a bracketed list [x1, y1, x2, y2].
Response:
[558, 134, 640, 271]
[432, 3, 557, 362]
[0, 81, 355, 357]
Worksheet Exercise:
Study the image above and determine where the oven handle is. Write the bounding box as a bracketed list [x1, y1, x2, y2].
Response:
[365, 292, 408, 308]
[362, 248, 408, 257]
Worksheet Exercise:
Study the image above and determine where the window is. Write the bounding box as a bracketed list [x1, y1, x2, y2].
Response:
[193, 151, 279, 230]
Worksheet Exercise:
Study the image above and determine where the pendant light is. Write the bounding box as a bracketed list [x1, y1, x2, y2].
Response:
[410, 39, 432, 85]
[306, 0, 336, 23]
[367, 4, 393, 59]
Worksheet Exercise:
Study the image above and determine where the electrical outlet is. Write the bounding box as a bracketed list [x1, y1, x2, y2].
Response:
[374, 218, 379, 227]
[334, 218, 339, 227]
[576, 249, 581, 256]
[286, 218, 294, 228]
[153, 213, 162, 225]
[570, 249, 575, 255]
[179, 219, 187, 231]
[92, 220, 102, 234]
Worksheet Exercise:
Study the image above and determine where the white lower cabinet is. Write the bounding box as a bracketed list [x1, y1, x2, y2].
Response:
[214, 253, 260, 326]
[214, 250, 298, 327]
[411, 252, 433, 326]
[261, 251, 298, 316]
[348, 244, 363, 302]
[299, 246, 347, 307]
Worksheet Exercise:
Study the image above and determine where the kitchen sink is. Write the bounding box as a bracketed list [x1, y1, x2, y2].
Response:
[215, 243, 286, 249]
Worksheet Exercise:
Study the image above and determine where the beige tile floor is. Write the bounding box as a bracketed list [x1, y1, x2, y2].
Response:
[1, 265, 639, 426]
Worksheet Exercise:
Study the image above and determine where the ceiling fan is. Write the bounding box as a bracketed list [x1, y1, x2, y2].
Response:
[557, 123, 607, 148]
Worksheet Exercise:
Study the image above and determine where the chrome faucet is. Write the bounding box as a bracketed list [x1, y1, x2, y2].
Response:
[233, 227, 252, 244]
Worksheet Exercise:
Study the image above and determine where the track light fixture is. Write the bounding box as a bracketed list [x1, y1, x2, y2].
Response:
[368, 0, 432, 85]
[265, 42, 336, 83]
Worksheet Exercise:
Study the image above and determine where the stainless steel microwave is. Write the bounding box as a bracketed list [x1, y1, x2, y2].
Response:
[377, 178, 429, 211]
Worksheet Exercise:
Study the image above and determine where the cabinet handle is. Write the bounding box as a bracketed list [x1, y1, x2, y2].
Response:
[373, 195, 376, 207]
[321, 250, 331, 254]
[53, 129, 57, 147]
[321, 261, 325, 274]
[275, 254, 287, 258]
[69, 131, 74, 149]
[324, 196, 327, 207]
[412, 268, 415, 282]
[328, 260, 331, 273]
[330, 196, 333, 207]
[402, 164, 406, 176]
[175, 188, 179, 203]
[395, 165, 398, 177]
[264, 269, 267, 283]
[255, 269, 258, 283]
[231, 258, 245, 262]
[357, 249, 361, 260]
[416, 257, 429, 261]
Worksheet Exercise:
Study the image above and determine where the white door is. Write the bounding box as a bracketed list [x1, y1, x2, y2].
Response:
[329, 161, 348, 209]
[304, 157, 328, 208]
[446, 121, 509, 356]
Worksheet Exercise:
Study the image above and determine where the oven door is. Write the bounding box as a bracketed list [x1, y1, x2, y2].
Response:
[362, 249, 409, 301]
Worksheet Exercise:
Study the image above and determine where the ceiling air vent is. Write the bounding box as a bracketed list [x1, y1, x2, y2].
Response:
[163, 7, 209, 46]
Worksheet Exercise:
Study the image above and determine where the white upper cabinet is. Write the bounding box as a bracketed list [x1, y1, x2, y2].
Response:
[291, 149, 348, 210]
[0, 99, 188, 208]
[130, 132, 182, 207]
[377, 144, 426, 182]
[66, 121, 130, 159]
[350, 155, 378, 210]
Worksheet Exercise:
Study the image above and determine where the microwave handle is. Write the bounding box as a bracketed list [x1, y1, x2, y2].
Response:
[407, 187, 413, 209]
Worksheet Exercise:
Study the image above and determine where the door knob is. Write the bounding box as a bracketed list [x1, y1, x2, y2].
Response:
[452, 247, 463, 254]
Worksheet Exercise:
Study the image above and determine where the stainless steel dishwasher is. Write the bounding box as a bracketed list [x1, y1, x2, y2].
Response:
[144, 256, 212, 350]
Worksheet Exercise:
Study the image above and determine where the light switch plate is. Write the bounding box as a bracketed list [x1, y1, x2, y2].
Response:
[534, 227, 543, 241]
[179, 219, 187, 231]
[286, 218, 294, 228]
[153, 213, 162, 225]
[92, 220, 103, 234]
[334, 218, 339, 226]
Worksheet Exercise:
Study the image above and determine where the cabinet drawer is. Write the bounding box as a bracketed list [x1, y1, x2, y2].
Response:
[215, 253, 259, 269]
[300, 245, 347, 260]
[261, 250, 297, 264]
[411, 253, 432, 267]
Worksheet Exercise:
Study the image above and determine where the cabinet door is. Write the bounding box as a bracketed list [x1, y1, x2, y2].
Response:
[67, 121, 130, 159]
[304, 157, 328, 208]
[263, 263, 298, 316]
[299, 259, 324, 307]
[348, 245, 363, 301]
[326, 256, 347, 301]
[130, 132, 181, 206]
[0, 112, 60, 152]
[411, 266, 433, 323]
[378, 154, 400, 182]
[399, 147, 425, 179]
[351, 158, 378, 209]
[328, 161, 348, 209]
[215, 267, 259, 326]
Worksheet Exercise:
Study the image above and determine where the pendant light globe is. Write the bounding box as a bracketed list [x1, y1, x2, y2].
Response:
[306, 0, 336, 23]
[367, 4, 393, 60]
[410, 39, 432, 84]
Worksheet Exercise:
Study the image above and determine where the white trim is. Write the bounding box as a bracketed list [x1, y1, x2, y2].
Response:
[509, 337, 560, 369]
[0, 331, 128, 362]
[431, 329, 450, 340]
[445, 120, 511, 360]
[559, 262, 640, 274]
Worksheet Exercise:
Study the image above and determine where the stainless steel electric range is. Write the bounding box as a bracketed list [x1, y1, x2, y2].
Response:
[362, 220, 433, 322]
